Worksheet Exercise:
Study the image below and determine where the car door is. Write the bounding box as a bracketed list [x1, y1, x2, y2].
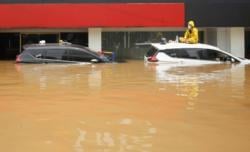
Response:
[43, 48, 69, 63]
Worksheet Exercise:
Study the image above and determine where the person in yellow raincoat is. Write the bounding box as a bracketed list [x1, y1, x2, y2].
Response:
[179, 20, 199, 44]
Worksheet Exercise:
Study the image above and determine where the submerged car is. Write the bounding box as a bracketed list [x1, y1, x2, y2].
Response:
[145, 42, 250, 64]
[16, 43, 109, 63]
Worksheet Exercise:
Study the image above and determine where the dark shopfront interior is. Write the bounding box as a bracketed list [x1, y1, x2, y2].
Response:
[0, 31, 204, 60]
[0, 33, 19, 60]
[0, 32, 88, 60]
[6, 30, 250, 60]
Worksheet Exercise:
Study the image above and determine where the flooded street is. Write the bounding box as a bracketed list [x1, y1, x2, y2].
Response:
[0, 61, 250, 152]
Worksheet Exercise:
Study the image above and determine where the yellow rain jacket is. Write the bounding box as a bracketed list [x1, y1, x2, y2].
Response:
[184, 27, 199, 44]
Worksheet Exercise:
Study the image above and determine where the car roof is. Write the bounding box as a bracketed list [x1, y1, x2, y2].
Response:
[151, 42, 221, 51]
[23, 43, 88, 50]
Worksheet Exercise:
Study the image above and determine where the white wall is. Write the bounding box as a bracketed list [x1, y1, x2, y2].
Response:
[230, 28, 245, 58]
[217, 28, 231, 52]
[88, 28, 102, 52]
[206, 27, 245, 58]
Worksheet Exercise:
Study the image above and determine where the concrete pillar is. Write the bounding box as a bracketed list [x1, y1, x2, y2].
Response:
[217, 28, 231, 51]
[215, 27, 245, 58]
[88, 28, 102, 52]
[230, 27, 245, 58]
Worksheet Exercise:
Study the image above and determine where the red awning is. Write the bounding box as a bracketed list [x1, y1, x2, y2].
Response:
[0, 3, 184, 28]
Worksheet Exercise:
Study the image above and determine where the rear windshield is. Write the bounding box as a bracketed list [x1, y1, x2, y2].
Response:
[146, 47, 158, 57]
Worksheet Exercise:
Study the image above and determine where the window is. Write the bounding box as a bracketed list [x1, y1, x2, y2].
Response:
[67, 49, 96, 62]
[161, 48, 238, 62]
[196, 49, 237, 62]
[197, 49, 219, 60]
[44, 49, 67, 60]
[28, 49, 44, 58]
[160, 49, 177, 58]
[161, 49, 194, 59]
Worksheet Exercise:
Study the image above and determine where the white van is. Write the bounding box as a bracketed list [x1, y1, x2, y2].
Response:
[144, 42, 250, 65]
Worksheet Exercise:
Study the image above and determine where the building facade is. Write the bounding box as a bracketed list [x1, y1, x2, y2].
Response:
[0, 0, 249, 59]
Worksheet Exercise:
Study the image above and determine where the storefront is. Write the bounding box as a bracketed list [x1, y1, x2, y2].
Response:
[0, 0, 249, 59]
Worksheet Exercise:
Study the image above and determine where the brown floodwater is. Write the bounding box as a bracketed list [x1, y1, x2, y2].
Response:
[0, 61, 250, 152]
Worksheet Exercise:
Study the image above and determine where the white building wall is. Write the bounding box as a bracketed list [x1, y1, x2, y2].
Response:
[88, 28, 102, 52]
[230, 28, 245, 58]
[206, 27, 245, 58]
[217, 28, 231, 51]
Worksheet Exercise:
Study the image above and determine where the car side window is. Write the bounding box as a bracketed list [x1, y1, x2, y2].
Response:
[196, 49, 218, 61]
[163, 48, 239, 63]
[196, 49, 227, 62]
[67, 49, 97, 62]
[28, 49, 44, 58]
[161, 49, 177, 57]
[162, 49, 196, 59]
[177, 49, 192, 58]
[44, 49, 67, 60]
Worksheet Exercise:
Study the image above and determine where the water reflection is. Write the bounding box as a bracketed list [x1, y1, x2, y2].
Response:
[146, 63, 247, 100]
[73, 119, 157, 152]
[15, 64, 103, 90]
[74, 128, 86, 152]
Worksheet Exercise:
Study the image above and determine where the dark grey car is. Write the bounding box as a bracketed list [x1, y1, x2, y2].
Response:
[16, 43, 109, 63]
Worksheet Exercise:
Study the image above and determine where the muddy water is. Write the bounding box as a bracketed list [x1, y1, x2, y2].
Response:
[0, 61, 250, 152]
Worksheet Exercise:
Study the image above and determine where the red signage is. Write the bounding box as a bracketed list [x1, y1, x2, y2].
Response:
[0, 3, 184, 28]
